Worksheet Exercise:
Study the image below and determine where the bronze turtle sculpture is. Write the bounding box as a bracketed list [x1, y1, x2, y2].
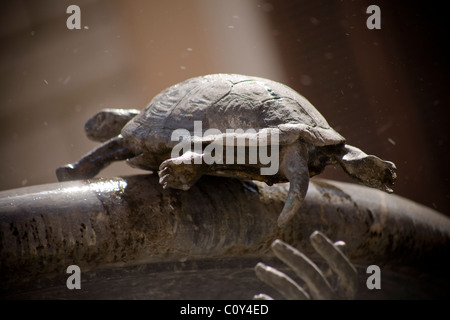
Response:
[56, 74, 397, 226]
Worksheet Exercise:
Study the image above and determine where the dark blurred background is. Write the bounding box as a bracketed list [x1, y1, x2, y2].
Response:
[1, 0, 449, 215]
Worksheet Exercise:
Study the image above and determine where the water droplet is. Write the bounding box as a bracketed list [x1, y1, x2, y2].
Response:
[324, 52, 334, 60]
[300, 75, 312, 86]
[261, 3, 274, 12]
[63, 76, 71, 85]
[310, 17, 320, 26]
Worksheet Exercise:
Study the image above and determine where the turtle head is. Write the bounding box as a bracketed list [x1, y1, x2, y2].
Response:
[335, 145, 397, 193]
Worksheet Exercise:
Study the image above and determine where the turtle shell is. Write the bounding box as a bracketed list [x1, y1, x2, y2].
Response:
[121, 74, 345, 153]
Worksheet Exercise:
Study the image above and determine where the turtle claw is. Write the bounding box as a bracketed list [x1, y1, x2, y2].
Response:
[56, 163, 99, 181]
[158, 172, 170, 185]
[157, 152, 205, 191]
[56, 164, 78, 181]
[158, 169, 188, 190]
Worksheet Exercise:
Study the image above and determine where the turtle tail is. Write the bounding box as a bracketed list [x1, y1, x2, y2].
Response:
[85, 109, 140, 142]
[335, 144, 397, 193]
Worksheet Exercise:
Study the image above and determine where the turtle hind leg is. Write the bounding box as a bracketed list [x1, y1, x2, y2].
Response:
[277, 142, 310, 227]
[158, 151, 207, 191]
[335, 145, 397, 193]
[56, 135, 135, 181]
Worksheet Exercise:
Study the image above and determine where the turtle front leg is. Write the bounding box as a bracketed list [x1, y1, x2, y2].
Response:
[277, 142, 310, 227]
[158, 151, 206, 191]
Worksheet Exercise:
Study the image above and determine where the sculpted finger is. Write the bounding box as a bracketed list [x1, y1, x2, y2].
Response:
[271, 239, 334, 300]
[333, 240, 346, 254]
[310, 231, 358, 299]
[253, 293, 274, 300]
[254, 262, 310, 300]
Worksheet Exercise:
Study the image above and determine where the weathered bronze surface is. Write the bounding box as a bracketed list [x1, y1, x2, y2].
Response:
[1, 175, 449, 299]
